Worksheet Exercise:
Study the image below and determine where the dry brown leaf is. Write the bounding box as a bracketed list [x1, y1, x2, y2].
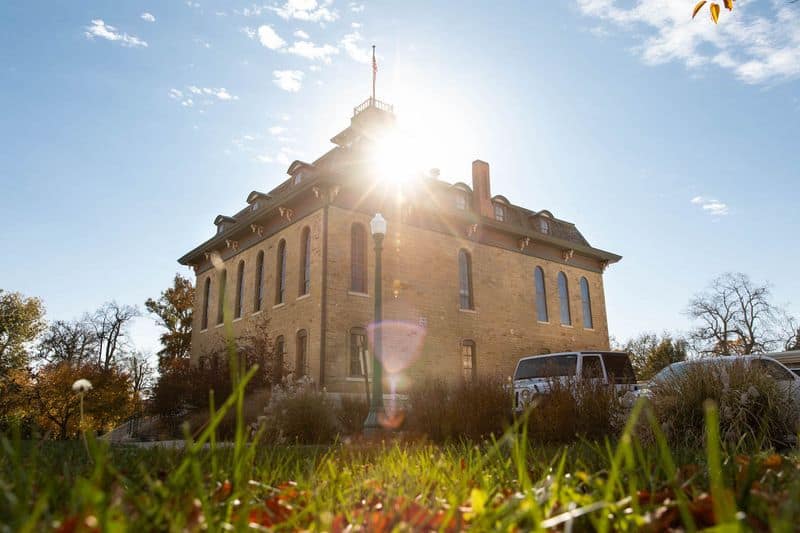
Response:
[692, 0, 707, 19]
[710, 3, 721, 23]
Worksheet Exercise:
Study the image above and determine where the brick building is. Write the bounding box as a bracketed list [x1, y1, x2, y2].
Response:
[178, 97, 621, 393]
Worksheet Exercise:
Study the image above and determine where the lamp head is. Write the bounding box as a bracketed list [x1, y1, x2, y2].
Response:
[370, 213, 387, 236]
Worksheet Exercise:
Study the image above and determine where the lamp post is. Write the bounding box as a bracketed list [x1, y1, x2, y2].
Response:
[364, 213, 387, 432]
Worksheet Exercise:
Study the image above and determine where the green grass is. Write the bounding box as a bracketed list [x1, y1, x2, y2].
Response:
[2, 373, 800, 531]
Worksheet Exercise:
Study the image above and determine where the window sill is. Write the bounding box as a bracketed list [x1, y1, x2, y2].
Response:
[583, 327, 595, 331]
[459, 308, 477, 314]
[348, 291, 370, 298]
[346, 376, 369, 382]
[273, 303, 286, 310]
[252, 310, 263, 316]
[560, 324, 573, 329]
[296, 293, 311, 301]
[215, 323, 224, 329]
[233, 317, 243, 322]
[200, 328, 208, 333]
[537, 320, 549, 325]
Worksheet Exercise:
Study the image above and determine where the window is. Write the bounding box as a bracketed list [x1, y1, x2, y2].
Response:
[351, 223, 367, 293]
[753, 359, 795, 381]
[293, 171, 303, 185]
[349, 328, 367, 377]
[581, 355, 604, 379]
[217, 224, 224, 235]
[558, 272, 571, 325]
[580, 277, 593, 329]
[540, 218, 550, 234]
[458, 249, 474, 310]
[235, 260, 245, 319]
[455, 190, 468, 210]
[494, 203, 505, 222]
[254, 251, 264, 312]
[601, 353, 637, 384]
[514, 354, 577, 380]
[462, 340, 476, 383]
[296, 330, 308, 377]
[276, 239, 286, 304]
[274, 336, 285, 385]
[201, 277, 211, 330]
[300, 227, 311, 296]
[534, 266, 548, 322]
[217, 269, 227, 325]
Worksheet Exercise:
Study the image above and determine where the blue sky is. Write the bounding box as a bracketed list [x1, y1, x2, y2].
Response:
[1, 0, 798, 355]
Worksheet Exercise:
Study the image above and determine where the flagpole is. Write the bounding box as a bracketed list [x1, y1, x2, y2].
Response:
[371, 45, 376, 104]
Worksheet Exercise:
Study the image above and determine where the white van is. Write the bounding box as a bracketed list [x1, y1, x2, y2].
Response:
[512, 351, 637, 412]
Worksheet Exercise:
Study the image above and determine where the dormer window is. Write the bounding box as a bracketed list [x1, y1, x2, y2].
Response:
[293, 171, 303, 185]
[251, 201, 259, 212]
[540, 218, 550, 234]
[455, 190, 468, 210]
[494, 203, 506, 222]
[216, 225, 224, 235]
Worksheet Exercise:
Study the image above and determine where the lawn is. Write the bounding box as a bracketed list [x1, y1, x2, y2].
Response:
[3, 401, 800, 532]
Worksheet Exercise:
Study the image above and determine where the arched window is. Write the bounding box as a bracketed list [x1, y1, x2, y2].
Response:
[299, 227, 311, 296]
[455, 189, 468, 210]
[274, 335, 285, 385]
[534, 266, 548, 322]
[276, 239, 286, 304]
[350, 223, 367, 293]
[493, 203, 505, 222]
[201, 277, 211, 330]
[540, 218, 550, 234]
[558, 272, 571, 326]
[349, 327, 367, 377]
[296, 329, 308, 377]
[254, 250, 264, 312]
[462, 340, 476, 383]
[217, 269, 227, 325]
[580, 277, 593, 329]
[458, 249, 474, 310]
[235, 260, 245, 319]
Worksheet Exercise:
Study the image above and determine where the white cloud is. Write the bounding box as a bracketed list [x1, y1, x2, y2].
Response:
[241, 27, 257, 40]
[172, 86, 238, 107]
[271, 0, 338, 23]
[255, 154, 274, 163]
[351, 22, 361, 28]
[169, 88, 183, 99]
[141, 12, 156, 22]
[257, 25, 286, 50]
[577, 0, 800, 84]
[349, 2, 365, 13]
[194, 38, 212, 49]
[84, 19, 148, 48]
[287, 40, 339, 62]
[309, 64, 321, 72]
[269, 126, 286, 135]
[273, 70, 304, 92]
[340, 31, 370, 63]
[691, 196, 729, 216]
[181, 98, 194, 107]
[294, 30, 310, 39]
[238, 5, 265, 16]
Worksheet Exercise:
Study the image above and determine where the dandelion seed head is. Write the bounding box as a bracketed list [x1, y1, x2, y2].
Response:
[72, 379, 93, 393]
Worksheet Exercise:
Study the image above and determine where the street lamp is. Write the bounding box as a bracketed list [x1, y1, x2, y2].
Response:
[364, 213, 387, 432]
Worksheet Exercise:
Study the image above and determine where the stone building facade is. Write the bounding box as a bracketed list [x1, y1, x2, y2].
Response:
[178, 98, 621, 393]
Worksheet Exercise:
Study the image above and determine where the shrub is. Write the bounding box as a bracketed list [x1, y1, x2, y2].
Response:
[336, 395, 370, 436]
[650, 358, 799, 448]
[524, 377, 628, 443]
[257, 380, 338, 445]
[406, 377, 510, 442]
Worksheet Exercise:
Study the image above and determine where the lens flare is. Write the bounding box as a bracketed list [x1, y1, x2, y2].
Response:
[367, 320, 427, 375]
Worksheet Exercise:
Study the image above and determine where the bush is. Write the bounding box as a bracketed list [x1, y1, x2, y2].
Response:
[336, 395, 370, 436]
[650, 359, 799, 448]
[257, 380, 339, 445]
[406, 378, 511, 442]
[524, 377, 628, 443]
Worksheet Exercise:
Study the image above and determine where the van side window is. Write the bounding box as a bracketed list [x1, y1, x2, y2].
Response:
[582, 355, 603, 379]
[754, 359, 795, 381]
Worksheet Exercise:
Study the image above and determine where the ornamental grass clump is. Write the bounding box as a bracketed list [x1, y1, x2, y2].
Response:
[257, 378, 339, 444]
[650, 358, 799, 449]
[405, 377, 510, 442]
[524, 377, 628, 443]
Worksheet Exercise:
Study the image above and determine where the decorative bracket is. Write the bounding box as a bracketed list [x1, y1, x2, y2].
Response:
[562, 249, 574, 262]
[600, 260, 610, 272]
[518, 237, 531, 251]
[250, 223, 264, 237]
[278, 206, 295, 222]
[467, 223, 478, 237]
[330, 185, 340, 201]
[312, 186, 322, 199]
[225, 239, 239, 251]
[203, 251, 213, 261]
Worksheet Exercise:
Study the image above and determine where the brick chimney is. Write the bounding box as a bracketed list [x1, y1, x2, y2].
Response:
[472, 160, 494, 218]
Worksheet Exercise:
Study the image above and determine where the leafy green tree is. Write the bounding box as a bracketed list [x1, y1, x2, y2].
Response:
[145, 274, 194, 369]
[624, 332, 688, 381]
[0, 290, 46, 374]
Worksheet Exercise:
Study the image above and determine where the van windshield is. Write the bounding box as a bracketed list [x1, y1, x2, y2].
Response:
[601, 353, 637, 384]
[515, 355, 577, 380]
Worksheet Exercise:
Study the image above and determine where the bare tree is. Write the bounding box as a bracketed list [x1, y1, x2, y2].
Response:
[128, 352, 155, 400]
[36, 319, 97, 365]
[687, 273, 783, 356]
[88, 302, 139, 370]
